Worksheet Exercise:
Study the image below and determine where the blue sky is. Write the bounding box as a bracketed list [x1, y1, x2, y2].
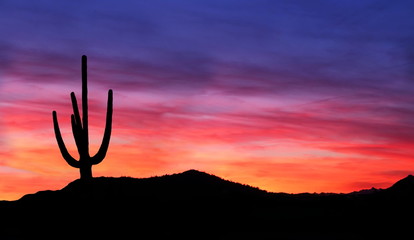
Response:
[1, 0, 414, 199]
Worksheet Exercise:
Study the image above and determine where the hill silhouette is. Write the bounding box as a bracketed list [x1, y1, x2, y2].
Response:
[385, 174, 414, 195]
[17, 170, 268, 205]
[1, 170, 414, 239]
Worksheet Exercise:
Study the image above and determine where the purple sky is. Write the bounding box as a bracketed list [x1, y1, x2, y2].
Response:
[1, 0, 414, 199]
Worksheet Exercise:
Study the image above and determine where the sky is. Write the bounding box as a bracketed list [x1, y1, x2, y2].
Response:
[1, 0, 414, 200]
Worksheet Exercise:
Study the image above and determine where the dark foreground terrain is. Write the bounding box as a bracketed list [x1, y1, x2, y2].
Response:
[1, 170, 414, 239]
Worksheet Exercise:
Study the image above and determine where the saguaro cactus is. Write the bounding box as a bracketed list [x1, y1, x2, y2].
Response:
[52, 55, 113, 179]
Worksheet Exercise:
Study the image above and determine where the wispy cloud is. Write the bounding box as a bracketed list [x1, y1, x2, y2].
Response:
[1, 0, 414, 199]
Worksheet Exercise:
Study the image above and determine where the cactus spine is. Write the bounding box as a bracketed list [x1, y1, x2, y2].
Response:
[52, 55, 113, 179]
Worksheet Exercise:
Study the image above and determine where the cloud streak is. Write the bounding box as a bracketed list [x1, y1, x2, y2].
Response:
[1, 0, 414, 199]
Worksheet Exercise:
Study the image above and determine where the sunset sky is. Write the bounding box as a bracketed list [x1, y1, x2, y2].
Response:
[1, 0, 414, 200]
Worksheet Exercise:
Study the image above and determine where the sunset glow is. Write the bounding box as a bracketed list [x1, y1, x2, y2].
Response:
[1, 0, 414, 200]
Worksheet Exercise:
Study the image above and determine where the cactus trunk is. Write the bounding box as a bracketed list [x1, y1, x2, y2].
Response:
[80, 163, 93, 180]
[52, 55, 113, 180]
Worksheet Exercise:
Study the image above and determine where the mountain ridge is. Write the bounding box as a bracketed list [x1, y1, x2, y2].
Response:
[17, 169, 268, 203]
[2, 170, 414, 239]
[14, 170, 414, 203]
[16, 170, 414, 202]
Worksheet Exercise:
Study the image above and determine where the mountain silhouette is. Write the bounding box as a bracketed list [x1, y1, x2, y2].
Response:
[18, 170, 266, 203]
[385, 174, 414, 195]
[1, 170, 414, 239]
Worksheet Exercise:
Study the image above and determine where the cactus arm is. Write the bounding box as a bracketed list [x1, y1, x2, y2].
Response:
[71, 114, 84, 154]
[91, 89, 113, 165]
[70, 92, 82, 129]
[52, 111, 81, 168]
[70, 92, 90, 157]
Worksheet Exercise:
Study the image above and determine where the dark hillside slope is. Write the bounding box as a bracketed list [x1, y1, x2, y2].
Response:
[3, 170, 271, 239]
[18, 169, 268, 203]
[1, 171, 414, 239]
[384, 174, 414, 197]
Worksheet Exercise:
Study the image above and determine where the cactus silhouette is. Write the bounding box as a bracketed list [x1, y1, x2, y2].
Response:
[52, 55, 113, 179]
